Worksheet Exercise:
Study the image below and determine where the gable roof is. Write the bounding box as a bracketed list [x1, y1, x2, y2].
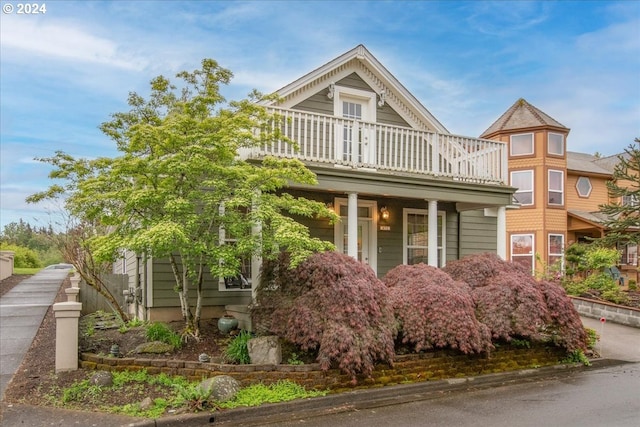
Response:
[480, 98, 569, 138]
[263, 44, 449, 134]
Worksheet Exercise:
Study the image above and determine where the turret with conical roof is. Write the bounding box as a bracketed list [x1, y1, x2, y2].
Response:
[483, 98, 570, 277]
[481, 98, 569, 140]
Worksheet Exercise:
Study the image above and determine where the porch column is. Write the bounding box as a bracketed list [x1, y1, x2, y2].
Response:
[428, 199, 438, 267]
[347, 192, 358, 259]
[497, 206, 507, 260]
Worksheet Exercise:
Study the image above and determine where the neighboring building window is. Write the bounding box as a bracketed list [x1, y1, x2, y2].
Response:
[548, 133, 564, 156]
[548, 234, 564, 271]
[511, 170, 534, 205]
[576, 176, 592, 197]
[548, 170, 564, 206]
[619, 243, 638, 266]
[622, 195, 639, 207]
[403, 208, 445, 267]
[510, 133, 534, 156]
[511, 234, 534, 274]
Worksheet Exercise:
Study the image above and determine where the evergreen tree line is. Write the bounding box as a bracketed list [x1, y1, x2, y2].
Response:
[0, 219, 65, 268]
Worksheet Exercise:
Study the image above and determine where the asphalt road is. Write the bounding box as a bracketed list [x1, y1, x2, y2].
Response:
[273, 362, 640, 427]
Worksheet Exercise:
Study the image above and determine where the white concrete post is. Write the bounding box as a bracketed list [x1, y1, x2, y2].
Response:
[65, 286, 80, 302]
[66, 273, 81, 302]
[53, 301, 82, 372]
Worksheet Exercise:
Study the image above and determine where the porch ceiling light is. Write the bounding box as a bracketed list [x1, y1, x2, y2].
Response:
[380, 206, 390, 220]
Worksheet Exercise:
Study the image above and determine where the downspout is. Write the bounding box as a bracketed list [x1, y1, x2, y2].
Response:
[134, 254, 140, 319]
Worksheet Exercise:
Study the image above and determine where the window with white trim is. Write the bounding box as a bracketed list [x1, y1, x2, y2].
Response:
[576, 176, 592, 197]
[511, 170, 534, 205]
[548, 133, 564, 156]
[218, 206, 252, 292]
[548, 234, 564, 271]
[403, 208, 445, 267]
[622, 195, 639, 207]
[510, 133, 534, 156]
[548, 170, 564, 206]
[511, 234, 534, 274]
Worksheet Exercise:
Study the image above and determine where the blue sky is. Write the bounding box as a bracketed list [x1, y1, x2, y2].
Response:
[1, 0, 639, 231]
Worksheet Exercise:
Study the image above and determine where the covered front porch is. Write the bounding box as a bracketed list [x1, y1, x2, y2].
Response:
[286, 166, 513, 277]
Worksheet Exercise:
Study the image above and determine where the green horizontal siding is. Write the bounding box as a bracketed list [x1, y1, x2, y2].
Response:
[150, 257, 251, 308]
[459, 209, 497, 258]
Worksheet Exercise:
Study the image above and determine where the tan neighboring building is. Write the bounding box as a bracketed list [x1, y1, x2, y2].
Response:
[481, 98, 637, 284]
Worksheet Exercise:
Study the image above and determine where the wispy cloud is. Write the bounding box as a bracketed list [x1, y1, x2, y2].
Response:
[0, 17, 147, 71]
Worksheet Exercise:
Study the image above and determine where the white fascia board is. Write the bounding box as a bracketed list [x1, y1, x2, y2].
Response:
[261, 44, 450, 134]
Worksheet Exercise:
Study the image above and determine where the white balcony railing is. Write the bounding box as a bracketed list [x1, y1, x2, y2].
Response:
[249, 107, 507, 185]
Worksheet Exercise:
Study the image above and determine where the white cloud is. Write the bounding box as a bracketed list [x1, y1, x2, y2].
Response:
[0, 16, 148, 71]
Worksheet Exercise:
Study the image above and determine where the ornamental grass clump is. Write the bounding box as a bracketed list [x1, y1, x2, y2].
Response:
[383, 264, 492, 354]
[253, 251, 396, 382]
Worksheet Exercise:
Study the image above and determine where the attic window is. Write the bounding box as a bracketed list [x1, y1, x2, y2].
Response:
[576, 176, 592, 197]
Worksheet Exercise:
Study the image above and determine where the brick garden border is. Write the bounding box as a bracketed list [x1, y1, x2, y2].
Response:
[81, 344, 566, 391]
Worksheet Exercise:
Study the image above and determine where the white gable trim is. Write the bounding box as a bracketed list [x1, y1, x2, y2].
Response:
[265, 45, 449, 134]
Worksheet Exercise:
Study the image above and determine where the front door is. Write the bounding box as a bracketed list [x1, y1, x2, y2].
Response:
[334, 198, 377, 273]
[341, 220, 370, 264]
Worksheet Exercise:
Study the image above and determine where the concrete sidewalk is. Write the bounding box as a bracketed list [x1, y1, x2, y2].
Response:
[0, 268, 70, 399]
[581, 315, 640, 362]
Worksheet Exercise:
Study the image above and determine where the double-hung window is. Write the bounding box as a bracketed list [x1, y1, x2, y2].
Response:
[548, 234, 564, 271]
[511, 234, 534, 274]
[218, 206, 252, 291]
[511, 170, 533, 206]
[548, 170, 564, 206]
[403, 208, 445, 267]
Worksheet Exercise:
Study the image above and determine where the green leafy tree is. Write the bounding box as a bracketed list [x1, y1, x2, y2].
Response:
[1, 220, 64, 266]
[28, 59, 337, 337]
[0, 243, 41, 268]
[597, 138, 640, 246]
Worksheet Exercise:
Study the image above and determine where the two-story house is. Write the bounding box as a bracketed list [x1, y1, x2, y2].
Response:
[115, 45, 515, 322]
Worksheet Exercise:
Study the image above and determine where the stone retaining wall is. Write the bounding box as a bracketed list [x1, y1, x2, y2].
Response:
[80, 345, 565, 391]
[571, 296, 640, 328]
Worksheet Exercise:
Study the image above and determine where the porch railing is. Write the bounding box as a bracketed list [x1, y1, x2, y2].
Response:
[249, 107, 507, 185]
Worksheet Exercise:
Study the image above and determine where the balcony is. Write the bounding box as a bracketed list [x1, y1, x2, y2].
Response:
[247, 107, 508, 185]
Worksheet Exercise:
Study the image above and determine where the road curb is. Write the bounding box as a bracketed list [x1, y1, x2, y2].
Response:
[128, 358, 629, 427]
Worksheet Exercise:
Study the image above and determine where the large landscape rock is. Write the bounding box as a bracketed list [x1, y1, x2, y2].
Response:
[199, 375, 241, 403]
[247, 335, 282, 365]
[90, 371, 113, 386]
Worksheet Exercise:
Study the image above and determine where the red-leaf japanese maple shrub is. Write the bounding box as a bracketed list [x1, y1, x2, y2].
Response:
[443, 253, 586, 351]
[383, 264, 492, 354]
[537, 279, 587, 352]
[443, 253, 548, 341]
[253, 251, 396, 382]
